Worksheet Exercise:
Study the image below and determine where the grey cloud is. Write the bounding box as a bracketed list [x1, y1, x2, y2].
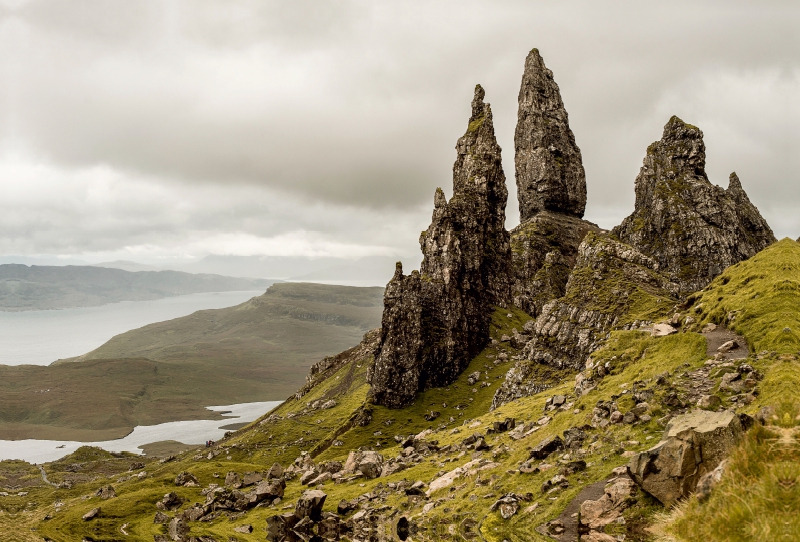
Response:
[0, 0, 798, 262]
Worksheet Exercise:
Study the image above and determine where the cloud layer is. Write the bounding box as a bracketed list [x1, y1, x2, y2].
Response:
[1, 0, 798, 263]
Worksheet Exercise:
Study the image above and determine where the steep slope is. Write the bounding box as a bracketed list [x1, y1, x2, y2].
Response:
[22, 239, 791, 542]
[0, 264, 271, 311]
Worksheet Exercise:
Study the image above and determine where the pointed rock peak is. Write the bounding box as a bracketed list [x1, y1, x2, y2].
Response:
[433, 187, 447, 208]
[662, 115, 703, 140]
[515, 48, 586, 221]
[470, 84, 486, 121]
[727, 171, 744, 194]
[614, 118, 775, 293]
[645, 115, 707, 181]
[368, 83, 512, 409]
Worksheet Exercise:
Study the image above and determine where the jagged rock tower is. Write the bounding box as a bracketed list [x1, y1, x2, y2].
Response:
[613, 116, 776, 293]
[515, 49, 587, 220]
[509, 49, 599, 317]
[368, 85, 512, 409]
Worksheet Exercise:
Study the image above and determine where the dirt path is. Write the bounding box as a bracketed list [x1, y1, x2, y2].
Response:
[38, 465, 56, 487]
[703, 325, 749, 360]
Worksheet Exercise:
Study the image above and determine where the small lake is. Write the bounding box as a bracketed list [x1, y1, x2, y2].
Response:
[0, 400, 282, 463]
[0, 290, 265, 366]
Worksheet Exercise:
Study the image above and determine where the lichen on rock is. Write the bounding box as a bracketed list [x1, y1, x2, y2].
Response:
[492, 232, 677, 409]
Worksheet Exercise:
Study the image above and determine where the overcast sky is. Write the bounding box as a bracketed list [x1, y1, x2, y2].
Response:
[1, 0, 797, 265]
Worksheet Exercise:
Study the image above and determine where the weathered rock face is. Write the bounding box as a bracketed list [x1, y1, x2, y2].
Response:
[509, 50, 596, 317]
[492, 232, 677, 409]
[614, 116, 775, 293]
[628, 409, 743, 506]
[515, 48, 587, 221]
[509, 211, 599, 317]
[369, 85, 512, 408]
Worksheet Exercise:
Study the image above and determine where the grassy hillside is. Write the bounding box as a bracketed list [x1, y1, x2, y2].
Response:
[0, 264, 271, 311]
[0, 283, 383, 440]
[3, 240, 797, 541]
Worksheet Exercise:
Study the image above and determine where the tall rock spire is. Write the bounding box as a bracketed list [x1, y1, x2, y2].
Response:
[613, 116, 775, 293]
[368, 85, 511, 409]
[514, 49, 587, 221]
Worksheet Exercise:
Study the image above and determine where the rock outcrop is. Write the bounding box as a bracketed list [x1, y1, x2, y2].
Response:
[492, 232, 677, 409]
[368, 85, 512, 408]
[509, 50, 597, 317]
[628, 409, 744, 506]
[509, 211, 599, 317]
[614, 116, 775, 293]
[515, 48, 587, 221]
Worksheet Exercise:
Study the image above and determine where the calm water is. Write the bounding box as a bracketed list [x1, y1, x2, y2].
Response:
[0, 290, 265, 366]
[0, 401, 282, 463]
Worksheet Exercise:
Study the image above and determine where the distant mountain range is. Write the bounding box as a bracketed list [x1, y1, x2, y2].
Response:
[93, 254, 416, 285]
[0, 265, 272, 311]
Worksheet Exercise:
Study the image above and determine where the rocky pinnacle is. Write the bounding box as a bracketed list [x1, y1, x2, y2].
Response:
[368, 85, 511, 409]
[515, 49, 587, 221]
[613, 116, 775, 293]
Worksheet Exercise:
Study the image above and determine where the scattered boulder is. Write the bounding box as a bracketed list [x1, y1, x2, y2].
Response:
[175, 471, 199, 487]
[154, 511, 170, 524]
[267, 463, 284, 480]
[225, 471, 242, 488]
[490, 494, 520, 519]
[628, 409, 743, 505]
[295, 489, 327, 522]
[94, 485, 116, 499]
[580, 475, 637, 530]
[156, 492, 185, 511]
[168, 515, 189, 540]
[82, 507, 100, 521]
[249, 478, 286, 506]
[267, 513, 299, 541]
[529, 435, 563, 460]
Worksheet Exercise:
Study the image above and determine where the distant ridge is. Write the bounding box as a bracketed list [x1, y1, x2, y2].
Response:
[0, 264, 272, 311]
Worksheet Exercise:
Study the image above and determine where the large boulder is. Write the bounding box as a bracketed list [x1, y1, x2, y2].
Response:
[614, 116, 775, 293]
[267, 513, 299, 540]
[295, 489, 327, 522]
[368, 84, 512, 408]
[628, 409, 743, 505]
[249, 478, 285, 505]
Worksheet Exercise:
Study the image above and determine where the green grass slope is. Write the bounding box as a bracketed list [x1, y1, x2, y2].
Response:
[659, 238, 800, 541]
[11, 240, 800, 541]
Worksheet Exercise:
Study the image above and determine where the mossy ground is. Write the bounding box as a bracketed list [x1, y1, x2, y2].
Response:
[655, 238, 800, 541]
[7, 240, 800, 541]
